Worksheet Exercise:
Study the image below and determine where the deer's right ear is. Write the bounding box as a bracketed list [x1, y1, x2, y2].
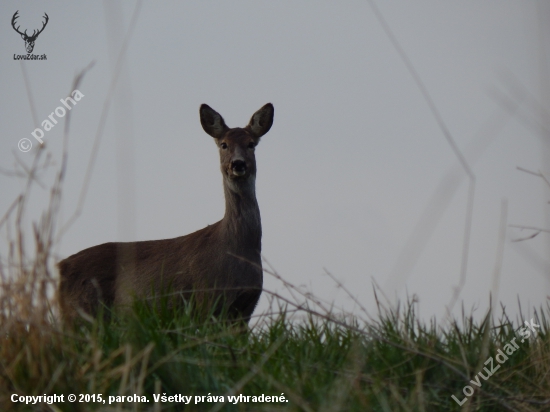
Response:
[200, 104, 228, 139]
[247, 103, 274, 139]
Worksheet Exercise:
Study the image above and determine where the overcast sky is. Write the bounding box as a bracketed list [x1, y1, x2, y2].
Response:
[1, 1, 549, 322]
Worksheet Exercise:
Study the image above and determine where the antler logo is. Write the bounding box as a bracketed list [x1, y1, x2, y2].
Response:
[11, 11, 49, 54]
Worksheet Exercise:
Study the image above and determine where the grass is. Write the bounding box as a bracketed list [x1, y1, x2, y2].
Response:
[0, 261, 549, 412]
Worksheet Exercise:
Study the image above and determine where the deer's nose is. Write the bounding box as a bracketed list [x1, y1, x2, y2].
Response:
[231, 160, 247, 176]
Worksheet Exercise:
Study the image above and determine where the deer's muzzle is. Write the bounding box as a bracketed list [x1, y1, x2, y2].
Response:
[231, 160, 247, 177]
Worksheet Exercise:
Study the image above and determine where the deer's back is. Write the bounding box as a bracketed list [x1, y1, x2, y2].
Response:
[58, 222, 262, 321]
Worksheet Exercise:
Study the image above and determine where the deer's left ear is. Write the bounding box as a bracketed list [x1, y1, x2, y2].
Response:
[246, 103, 274, 139]
[200, 104, 229, 139]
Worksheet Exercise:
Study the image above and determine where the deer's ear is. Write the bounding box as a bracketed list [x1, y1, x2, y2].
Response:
[246, 103, 274, 139]
[200, 104, 228, 139]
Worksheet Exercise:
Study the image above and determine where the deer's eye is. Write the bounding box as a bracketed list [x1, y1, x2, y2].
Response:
[248, 142, 256, 149]
[220, 142, 228, 149]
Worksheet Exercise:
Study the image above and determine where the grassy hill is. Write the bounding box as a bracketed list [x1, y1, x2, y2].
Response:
[1, 277, 548, 411]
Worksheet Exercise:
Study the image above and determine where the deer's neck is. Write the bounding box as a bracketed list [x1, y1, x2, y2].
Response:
[220, 177, 262, 252]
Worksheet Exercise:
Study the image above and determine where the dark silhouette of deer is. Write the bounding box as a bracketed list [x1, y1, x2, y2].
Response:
[58, 103, 274, 324]
[11, 11, 49, 54]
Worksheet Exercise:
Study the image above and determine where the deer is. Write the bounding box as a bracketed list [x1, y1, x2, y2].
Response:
[11, 11, 49, 54]
[58, 103, 274, 324]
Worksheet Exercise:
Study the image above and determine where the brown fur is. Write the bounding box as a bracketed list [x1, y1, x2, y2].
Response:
[58, 103, 274, 323]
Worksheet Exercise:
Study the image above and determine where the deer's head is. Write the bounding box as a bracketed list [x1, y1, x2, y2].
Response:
[12, 11, 49, 54]
[200, 104, 274, 190]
